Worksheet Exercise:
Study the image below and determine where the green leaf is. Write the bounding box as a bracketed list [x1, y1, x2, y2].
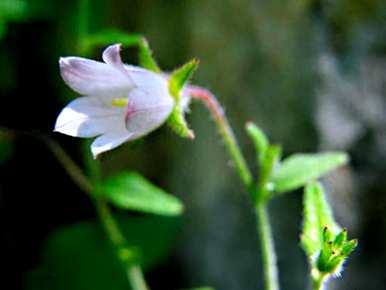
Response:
[256, 145, 282, 203]
[260, 145, 281, 185]
[245, 122, 269, 165]
[24, 215, 180, 290]
[301, 181, 340, 258]
[99, 172, 184, 216]
[169, 59, 199, 102]
[271, 152, 349, 193]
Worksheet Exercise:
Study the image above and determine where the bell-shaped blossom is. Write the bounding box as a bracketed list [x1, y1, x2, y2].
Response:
[54, 44, 174, 158]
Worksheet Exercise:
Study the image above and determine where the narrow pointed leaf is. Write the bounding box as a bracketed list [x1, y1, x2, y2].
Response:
[245, 122, 269, 165]
[271, 152, 348, 193]
[301, 181, 340, 258]
[257, 144, 281, 202]
[99, 172, 184, 216]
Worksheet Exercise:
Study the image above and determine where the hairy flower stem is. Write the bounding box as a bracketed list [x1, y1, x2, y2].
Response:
[84, 142, 150, 290]
[95, 198, 149, 290]
[187, 86, 253, 190]
[188, 86, 279, 290]
[256, 203, 279, 290]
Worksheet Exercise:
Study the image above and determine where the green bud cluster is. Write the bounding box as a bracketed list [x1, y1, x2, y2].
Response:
[316, 226, 358, 275]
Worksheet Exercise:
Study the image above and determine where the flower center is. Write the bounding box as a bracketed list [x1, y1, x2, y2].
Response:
[111, 97, 129, 107]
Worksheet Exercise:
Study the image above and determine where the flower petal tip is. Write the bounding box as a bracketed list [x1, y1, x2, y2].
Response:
[58, 57, 70, 67]
[102, 43, 123, 67]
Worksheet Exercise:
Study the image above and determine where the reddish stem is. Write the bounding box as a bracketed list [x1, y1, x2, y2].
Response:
[186, 85, 253, 189]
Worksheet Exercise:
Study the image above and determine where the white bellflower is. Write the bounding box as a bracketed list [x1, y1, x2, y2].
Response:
[54, 44, 174, 158]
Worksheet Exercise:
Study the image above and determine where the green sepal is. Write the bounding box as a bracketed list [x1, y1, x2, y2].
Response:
[341, 239, 358, 255]
[323, 255, 344, 273]
[317, 241, 334, 272]
[167, 106, 195, 139]
[301, 181, 340, 258]
[169, 59, 199, 102]
[322, 226, 334, 243]
[137, 37, 161, 72]
[167, 59, 199, 138]
[333, 229, 347, 248]
[245, 122, 269, 165]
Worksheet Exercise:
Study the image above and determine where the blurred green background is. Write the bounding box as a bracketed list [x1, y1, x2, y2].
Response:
[1, 0, 386, 289]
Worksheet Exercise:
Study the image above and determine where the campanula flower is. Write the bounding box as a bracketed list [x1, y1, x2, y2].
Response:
[54, 44, 174, 158]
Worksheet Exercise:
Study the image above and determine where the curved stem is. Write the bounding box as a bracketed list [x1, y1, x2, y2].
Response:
[45, 137, 93, 193]
[82, 141, 149, 290]
[256, 204, 279, 290]
[187, 86, 279, 290]
[187, 86, 253, 190]
[40, 136, 150, 290]
[95, 198, 149, 290]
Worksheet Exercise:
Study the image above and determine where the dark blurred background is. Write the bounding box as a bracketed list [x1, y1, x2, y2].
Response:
[1, 0, 386, 289]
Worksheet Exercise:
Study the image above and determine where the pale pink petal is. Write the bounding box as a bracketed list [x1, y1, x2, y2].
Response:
[59, 56, 133, 97]
[102, 44, 128, 73]
[54, 96, 125, 137]
[124, 69, 174, 137]
[91, 131, 133, 158]
[125, 88, 173, 138]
